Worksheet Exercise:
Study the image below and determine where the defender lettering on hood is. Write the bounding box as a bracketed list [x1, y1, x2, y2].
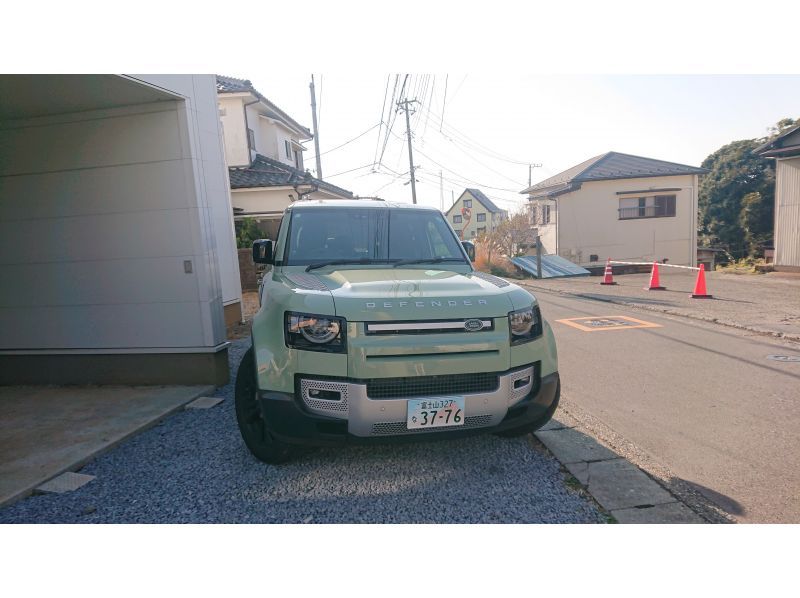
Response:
[366, 299, 489, 309]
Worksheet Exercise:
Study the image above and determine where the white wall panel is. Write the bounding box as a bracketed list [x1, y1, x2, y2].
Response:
[0, 302, 206, 349]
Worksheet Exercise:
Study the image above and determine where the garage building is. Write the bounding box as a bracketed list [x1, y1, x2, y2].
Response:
[0, 75, 241, 385]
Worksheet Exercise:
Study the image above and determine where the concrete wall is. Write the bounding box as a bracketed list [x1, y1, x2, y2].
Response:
[444, 190, 505, 240]
[529, 199, 558, 255]
[549, 175, 697, 267]
[774, 157, 800, 268]
[218, 94, 249, 167]
[134, 75, 242, 312]
[0, 74, 239, 383]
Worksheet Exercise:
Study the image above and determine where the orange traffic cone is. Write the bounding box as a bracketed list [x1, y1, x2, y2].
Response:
[645, 261, 666, 290]
[691, 263, 713, 298]
[600, 258, 616, 285]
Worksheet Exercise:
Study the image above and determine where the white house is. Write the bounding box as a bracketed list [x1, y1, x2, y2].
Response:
[444, 188, 507, 240]
[216, 75, 352, 240]
[0, 74, 241, 385]
[521, 152, 708, 267]
[755, 124, 800, 272]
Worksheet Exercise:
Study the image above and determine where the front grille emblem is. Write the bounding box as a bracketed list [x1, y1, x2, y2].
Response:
[464, 318, 485, 332]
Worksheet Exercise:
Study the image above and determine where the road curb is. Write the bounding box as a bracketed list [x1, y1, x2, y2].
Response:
[534, 419, 704, 524]
[519, 281, 800, 343]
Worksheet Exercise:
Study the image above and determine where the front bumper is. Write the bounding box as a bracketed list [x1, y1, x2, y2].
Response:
[257, 367, 560, 446]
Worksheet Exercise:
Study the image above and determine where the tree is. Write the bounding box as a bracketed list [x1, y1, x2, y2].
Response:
[235, 217, 262, 249]
[697, 117, 799, 260]
[488, 210, 535, 258]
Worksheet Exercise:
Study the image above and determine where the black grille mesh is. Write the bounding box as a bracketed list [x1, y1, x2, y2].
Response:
[366, 372, 499, 399]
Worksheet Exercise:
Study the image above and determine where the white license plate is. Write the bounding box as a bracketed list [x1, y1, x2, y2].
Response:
[406, 397, 465, 430]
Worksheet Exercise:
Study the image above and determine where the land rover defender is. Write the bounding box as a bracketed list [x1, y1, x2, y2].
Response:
[235, 199, 560, 463]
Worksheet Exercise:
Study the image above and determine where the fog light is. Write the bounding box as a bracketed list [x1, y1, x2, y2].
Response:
[308, 388, 342, 401]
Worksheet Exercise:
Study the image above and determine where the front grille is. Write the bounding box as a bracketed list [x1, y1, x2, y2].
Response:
[366, 372, 499, 399]
[371, 415, 493, 436]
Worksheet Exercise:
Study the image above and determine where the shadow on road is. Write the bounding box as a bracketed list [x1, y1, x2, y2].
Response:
[676, 478, 745, 517]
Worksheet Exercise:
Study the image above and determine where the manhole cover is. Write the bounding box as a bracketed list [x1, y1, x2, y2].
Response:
[767, 355, 800, 362]
[584, 318, 633, 328]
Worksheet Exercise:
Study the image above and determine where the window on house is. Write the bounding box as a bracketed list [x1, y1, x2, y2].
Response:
[463, 199, 472, 208]
[453, 215, 462, 224]
[294, 149, 302, 170]
[540, 204, 551, 225]
[618, 195, 676, 219]
[477, 226, 486, 235]
[471, 230, 476, 237]
[476, 213, 486, 222]
[284, 140, 293, 159]
[247, 128, 256, 152]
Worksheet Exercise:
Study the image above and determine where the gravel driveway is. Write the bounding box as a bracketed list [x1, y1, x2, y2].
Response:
[0, 340, 603, 524]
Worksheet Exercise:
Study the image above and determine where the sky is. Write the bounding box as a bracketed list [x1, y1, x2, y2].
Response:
[244, 74, 800, 213]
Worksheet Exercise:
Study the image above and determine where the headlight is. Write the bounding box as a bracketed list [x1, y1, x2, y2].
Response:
[508, 306, 542, 345]
[285, 312, 346, 353]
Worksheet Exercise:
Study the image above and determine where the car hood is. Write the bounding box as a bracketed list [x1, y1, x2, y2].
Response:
[307, 268, 520, 321]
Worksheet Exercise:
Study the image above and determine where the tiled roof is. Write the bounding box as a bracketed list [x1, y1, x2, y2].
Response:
[465, 188, 506, 214]
[229, 154, 353, 198]
[755, 124, 800, 157]
[216, 74, 312, 138]
[216, 74, 252, 94]
[521, 152, 708, 194]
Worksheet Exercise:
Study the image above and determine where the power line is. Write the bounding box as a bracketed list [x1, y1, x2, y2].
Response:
[440, 74, 448, 132]
[377, 74, 406, 168]
[387, 129, 524, 193]
[372, 75, 391, 167]
[326, 163, 375, 178]
[422, 105, 533, 166]
[309, 122, 381, 160]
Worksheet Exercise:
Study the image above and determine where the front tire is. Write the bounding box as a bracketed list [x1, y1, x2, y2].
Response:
[495, 381, 560, 438]
[234, 347, 295, 464]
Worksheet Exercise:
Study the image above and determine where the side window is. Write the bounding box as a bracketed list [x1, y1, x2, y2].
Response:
[476, 213, 486, 222]
[285, 140, 292, 159]
[453, 214, 462, 224]
[427, 220, 450, 256]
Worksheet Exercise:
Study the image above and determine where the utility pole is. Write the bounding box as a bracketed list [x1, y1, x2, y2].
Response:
[310, 75, 323, 179]
[397, 98, 418, 204]
[528, 163, 542, 187]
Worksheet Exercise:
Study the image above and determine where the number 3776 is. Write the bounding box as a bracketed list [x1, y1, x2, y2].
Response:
[419, 409, 463, 426]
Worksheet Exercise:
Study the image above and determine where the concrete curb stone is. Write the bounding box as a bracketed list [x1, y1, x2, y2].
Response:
[535, 424, 703, 524]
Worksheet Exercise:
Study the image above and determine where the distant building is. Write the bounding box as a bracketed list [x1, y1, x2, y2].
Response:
[755, 125, 800, 272]
[444, 188, 507, 239]
[216, 75, 352, 239]
[520, 152, 708, 267]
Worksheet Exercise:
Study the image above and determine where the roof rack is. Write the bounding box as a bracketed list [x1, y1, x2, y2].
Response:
[296, 196, 385, 201]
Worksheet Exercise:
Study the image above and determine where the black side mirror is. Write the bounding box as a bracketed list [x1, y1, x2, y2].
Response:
[252, 239, 274, 264]
[461, 240, 476, 262]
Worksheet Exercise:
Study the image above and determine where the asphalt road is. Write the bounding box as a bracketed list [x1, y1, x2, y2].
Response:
[531, 287, 800, 523]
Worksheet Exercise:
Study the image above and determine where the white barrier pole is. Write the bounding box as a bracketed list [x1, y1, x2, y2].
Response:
[609, 260, 700, 271]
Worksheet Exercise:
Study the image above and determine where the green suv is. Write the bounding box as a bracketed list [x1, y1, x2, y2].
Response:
[235, 199, 560, 463]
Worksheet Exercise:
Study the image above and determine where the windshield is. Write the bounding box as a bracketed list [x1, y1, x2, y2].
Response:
[281, 207, 467, 266]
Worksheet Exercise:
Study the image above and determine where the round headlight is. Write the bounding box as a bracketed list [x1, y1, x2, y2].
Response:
[300, 317, 341, 344]
[509, 308, 534, 336]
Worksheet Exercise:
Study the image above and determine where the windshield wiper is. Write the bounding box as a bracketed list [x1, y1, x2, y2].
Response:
[305, 259, 383, 272]
[391, 257, 465, 268]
